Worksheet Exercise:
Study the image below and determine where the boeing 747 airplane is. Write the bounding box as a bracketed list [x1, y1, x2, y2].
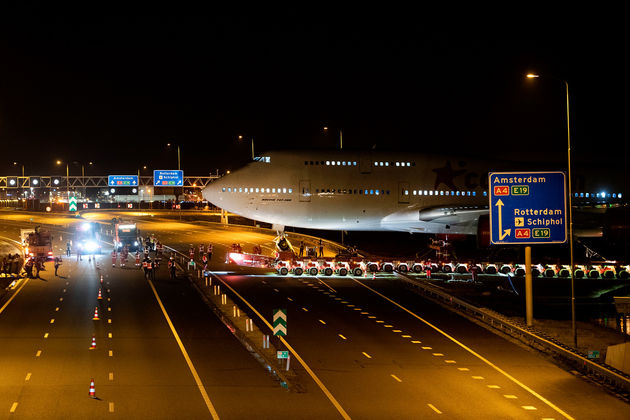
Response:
[202, 150, 626, 245]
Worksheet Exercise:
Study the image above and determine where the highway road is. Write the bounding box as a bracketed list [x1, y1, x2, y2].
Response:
[1, 211, 629, 418]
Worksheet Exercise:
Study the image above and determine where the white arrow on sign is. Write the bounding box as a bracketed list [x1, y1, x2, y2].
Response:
[495, 199, 511, 240]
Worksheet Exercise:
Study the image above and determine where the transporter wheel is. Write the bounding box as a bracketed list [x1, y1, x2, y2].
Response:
[500, 266, 511, 274]
[383, 264, 393, 273]
[309, 267, 318, 276]
[514, 268, 525, 276]
[412, 265, 422, 273]
[368, 264, 379, 273]
[397, 264, 408, 273]
[294, 267, 303, 276]
[618, 270, 629, 279]
[485, 266, 497, 275]
[353, 267, 363, 276]
[456, 265, 468, 274]
[279, 267, 289, 276]
[574, 269, 585, 278]
[558, 268, 570, 277]
[544, 269, 555, 278]
[323, 267, 333, 276]
[443, 265, 452, 273]
[338, 268, 348, 276]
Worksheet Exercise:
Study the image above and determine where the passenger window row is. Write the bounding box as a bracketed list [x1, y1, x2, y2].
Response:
[222, 187, 294, 194]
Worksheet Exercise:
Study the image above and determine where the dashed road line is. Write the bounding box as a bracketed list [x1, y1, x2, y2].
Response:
[391, 374, 402, 382]
[428, 403, 442, 414]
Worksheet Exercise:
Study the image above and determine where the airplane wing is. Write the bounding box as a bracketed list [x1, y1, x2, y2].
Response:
[380, 204, 488, 234]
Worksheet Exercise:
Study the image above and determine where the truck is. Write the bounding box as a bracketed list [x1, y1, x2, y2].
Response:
[24, 226, 53, 261]
[115, 222, 141, 252]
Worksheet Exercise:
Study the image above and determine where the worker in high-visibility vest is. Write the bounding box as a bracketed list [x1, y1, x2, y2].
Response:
[142, 257, 151, 279]
[207, 244, 213, 261]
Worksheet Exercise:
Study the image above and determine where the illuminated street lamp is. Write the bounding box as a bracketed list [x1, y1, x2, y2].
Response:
[167, 142, 181, 170]
[56, 160, 70, 202]
[323, 126, 343, 150]
[238, 135, 255, 160]
[13, 161, 25, 177]
[526, 72, 576, 347]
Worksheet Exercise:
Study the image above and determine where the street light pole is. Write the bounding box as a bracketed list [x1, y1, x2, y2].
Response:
[527, 73, 576, 347]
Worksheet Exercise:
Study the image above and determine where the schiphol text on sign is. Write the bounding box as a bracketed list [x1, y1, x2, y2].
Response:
[153, 170, 184, 186]
[489, 171, 567, 245]
[108, 175, 138, 186]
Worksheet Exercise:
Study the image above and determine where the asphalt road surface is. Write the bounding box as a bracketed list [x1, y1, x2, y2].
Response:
[1, 211, 629, 418]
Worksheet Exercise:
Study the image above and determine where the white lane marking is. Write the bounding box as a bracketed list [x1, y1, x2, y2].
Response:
[210, 272, 350, 420]
[353, 278, 575, 420]
[147, 279, 220, 420]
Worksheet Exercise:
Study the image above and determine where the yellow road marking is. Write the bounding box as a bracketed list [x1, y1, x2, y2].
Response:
[411, 340, 422, 344]
[302, 307, 309, 312]
[433, 353, 444, 357]
[391, 374, 402, 382]
[287, 297, 293, 301]
[10, 402, 18, 413]
[43, 333, 49, 338]
[472, 376, 484, 380]
[109, 350, 113, 357]
[109, 402, 115, 413]
[211, 272, 350, 420]
[55, 307, 59, 311]
[25, 373, 31, 381]
[109, 372, 114, 381]
[50, 319, 55, 324]
[363, 352, 372, 359]
[319, 320, 326, 325]
[445, 360, 456, 364]
[147, 279, 220, 420]
[488, 385, 501, 389]
[108, 333, 112, 338]
[458, 367, 469, 371]
[35, 350, 41, 357]
[504, 395, 518, 399]
[338, 334, 347, 340]
[353, 278, 575, 420]
[59, 297, 63, 301]
[0, 277, 29, 316]
[392, 329, 401, 332]
[422, 346, 432, 350]
[522, 406, 537, 410]
[428, 403, 442, 414]
[402, 335, 412, 338]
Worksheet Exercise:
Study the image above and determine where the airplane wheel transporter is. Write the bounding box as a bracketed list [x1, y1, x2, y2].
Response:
[338, 267, 348, 276]
[309, 267, 318, 276]
[294, 267, 303, 276]
[353, 267, 363, 276]
[323, 267, 333, 276]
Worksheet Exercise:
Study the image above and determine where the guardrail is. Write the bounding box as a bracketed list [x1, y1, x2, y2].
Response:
[398, 273, 630, 394]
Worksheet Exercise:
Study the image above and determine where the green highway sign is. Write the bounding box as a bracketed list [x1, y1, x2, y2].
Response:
[277, 351, 289, 359]
[69, 196, 78, 212]
[273, 308, 287, 336]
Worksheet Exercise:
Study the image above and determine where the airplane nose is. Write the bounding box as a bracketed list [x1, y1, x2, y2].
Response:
[202, 180, 221, 205]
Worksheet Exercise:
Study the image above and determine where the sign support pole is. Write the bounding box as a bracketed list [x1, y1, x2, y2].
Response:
[525, 246, 533, 326]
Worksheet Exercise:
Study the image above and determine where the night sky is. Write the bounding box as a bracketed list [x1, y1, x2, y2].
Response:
[0, 8, 627, 177]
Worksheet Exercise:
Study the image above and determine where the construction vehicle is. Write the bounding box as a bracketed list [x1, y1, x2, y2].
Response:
[24, 226, 53, 261]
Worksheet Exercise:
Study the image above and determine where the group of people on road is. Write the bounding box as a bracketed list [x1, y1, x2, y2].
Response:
[1, 254, 22, 276]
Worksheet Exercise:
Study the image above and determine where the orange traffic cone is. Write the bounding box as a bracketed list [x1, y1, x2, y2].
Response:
[100, 275, 103, 284]
[372, 272, 376, 279]
[97, 289, 103, 300]
[92, 307, 100, 321]
[89, 335, 96, 350]
[89, 379, 96, 398]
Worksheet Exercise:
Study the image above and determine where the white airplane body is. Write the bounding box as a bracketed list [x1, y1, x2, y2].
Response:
[202, 150, 520, 237]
